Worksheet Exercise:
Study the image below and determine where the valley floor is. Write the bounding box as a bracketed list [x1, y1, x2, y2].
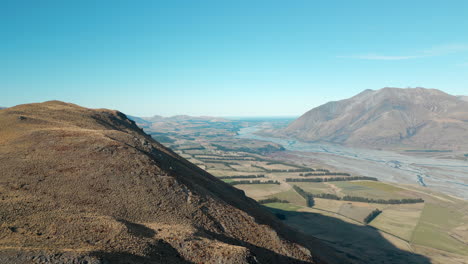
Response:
[239, 126, 468, 200]
[141, 118, 468, 263]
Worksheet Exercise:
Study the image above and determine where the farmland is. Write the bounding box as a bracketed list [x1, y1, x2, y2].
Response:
[133, 116, 468, 264]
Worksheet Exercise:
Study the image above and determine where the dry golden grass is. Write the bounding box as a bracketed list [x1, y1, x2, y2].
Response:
[234, 184, 285, 199]
[0, 101, 339, 264]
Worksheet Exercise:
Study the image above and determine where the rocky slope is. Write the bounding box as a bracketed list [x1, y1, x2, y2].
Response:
[275, 88, 468, 150]
[0, 101, 340, 264]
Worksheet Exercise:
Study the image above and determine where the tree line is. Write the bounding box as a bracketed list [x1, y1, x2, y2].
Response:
[218, 174, 265, 179]
[364, 209, 382, 224]
[286, 176, 378, 182]
[199, 157, 256, 161]
[292, 186, 315, 207]
[203, 160, 238, 165]
[257, 197, 290, 204]
[299, 172, 351, 177]
[178, 146, 205, 151]
[265, 161, 311, 170]
[341, 196, 424, 204]
[251, 164, 316, 173]
[314, 169, 330, 172]
[294, 187, 424, 204]
[229, 180, 280, 185]
[212, 144, 284, 154]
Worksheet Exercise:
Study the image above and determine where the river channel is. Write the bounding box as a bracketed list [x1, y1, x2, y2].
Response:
[237, 126, 468, 200]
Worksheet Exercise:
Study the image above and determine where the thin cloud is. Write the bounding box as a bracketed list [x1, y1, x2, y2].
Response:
[337, 54, 422, 60]
[422, 44, 468, 56]
[339, 44, 468, 61]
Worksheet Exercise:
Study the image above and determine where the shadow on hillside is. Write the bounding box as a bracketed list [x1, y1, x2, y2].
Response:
[268, 207, 432, 264]
[197, 229, 317, 264]
[89, 239, 192, 264]
[117, 219, 156, 238]
[87, 226, 311, 264]
[85, 210, 431, 264]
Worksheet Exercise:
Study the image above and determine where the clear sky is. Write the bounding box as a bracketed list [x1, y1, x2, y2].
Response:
[2, 0, 468, 117]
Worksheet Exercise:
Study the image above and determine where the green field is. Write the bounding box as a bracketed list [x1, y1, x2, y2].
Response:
[221, 179, 234, 183]
[265, 189, 306, 206]
[370, 204, 424, 241]
[350, 181, 404, 192]
[338, 203, 377, 223]
[263, 202, 302, 212]
[332, 181, 410, 200]
[234, 184, 284, 198]
[411, 203, 468, 255]
[142, 116, 468, 263]
[292, 182, 332, 195]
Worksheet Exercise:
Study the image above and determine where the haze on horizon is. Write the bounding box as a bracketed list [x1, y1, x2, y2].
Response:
[2, 0, 468, 117]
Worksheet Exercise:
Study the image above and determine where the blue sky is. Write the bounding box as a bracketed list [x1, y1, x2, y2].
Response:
[2, 0, 468, 117]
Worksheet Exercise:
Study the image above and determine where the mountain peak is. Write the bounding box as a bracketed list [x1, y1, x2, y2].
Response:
[280, 88, 468, 150]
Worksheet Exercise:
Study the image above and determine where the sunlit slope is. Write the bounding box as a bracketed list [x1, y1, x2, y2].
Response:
[277, 87, 468, 150]
[0, 101, 342, 264]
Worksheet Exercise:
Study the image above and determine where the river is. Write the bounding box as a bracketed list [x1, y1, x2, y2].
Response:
[237, 126, 468, 200]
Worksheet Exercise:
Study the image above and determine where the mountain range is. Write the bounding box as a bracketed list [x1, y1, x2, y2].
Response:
[128, 114, 232, 132]
[130, 114, 229, 124]
[0, 101, 340, 264]
[272, 88, 468, 150]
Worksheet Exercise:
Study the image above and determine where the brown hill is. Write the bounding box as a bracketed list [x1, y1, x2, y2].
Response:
[0, 101, 339, 264]
[277, 88, 468, 150]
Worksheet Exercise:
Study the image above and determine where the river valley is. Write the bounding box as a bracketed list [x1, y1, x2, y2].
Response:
[238, 126, 468, 200]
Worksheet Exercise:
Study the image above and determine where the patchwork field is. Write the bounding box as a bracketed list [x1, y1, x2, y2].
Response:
[293, 182, 335, 195]
[265, 189, 306, 206]
[332, 181, 412, 200]
[234, 184, 285, 198]
[263, 202, 302, 212]
[138, 116, 468, 264]
[370, 203, 424, 241]
[411, 203, 468, 255]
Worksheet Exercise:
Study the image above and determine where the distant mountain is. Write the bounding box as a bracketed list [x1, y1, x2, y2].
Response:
[129, 114, 232, 131]
[458, 95, 468, 102]
[275, 88, 468, 150]
[140, 115, 230, 123]
[0, 107, 6, 110]
[0, 101, 338, 263]
[126, 114, 153, 125]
